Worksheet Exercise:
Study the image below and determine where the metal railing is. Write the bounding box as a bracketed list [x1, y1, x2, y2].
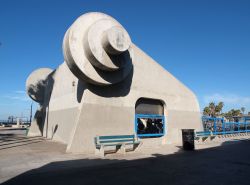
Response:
[196, 116, 250, 137]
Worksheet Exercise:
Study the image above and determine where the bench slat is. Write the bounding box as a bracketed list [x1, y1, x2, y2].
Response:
[99, 139, 134, 144]
[96, 142, 139, 147]
[99, 135, 134, 140]
[195, 131, 211, 137]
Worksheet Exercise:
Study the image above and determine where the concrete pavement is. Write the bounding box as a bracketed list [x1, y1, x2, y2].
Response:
[1, 129, 250, 185]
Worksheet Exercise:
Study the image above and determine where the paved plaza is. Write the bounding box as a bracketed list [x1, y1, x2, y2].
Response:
[1, 129, 250, 185]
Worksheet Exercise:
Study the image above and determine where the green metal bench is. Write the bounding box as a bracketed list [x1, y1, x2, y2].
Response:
[195, 131, 212, 140]
[95, 134, 140, 157]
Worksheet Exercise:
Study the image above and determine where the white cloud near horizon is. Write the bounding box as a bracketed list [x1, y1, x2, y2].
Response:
[203, 93, 250, 110]
[14, 90, 26, 94]
[2, 90, 30, 102]
[0, 90, 34, 119]
[5, 95, 30, 101]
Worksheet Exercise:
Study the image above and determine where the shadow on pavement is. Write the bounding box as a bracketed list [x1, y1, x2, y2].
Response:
[0, 130, 44, 150]
[2, 140, 250, 185]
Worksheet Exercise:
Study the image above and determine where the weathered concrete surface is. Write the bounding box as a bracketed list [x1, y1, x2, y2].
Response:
[1, 130, 250, 185]
[63, 12, 133, 85]
[26, 68, 53, 103]
[27, 12, 202, 154]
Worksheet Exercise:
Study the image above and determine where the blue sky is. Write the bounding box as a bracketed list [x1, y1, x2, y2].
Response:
[0, 0, 250, 119]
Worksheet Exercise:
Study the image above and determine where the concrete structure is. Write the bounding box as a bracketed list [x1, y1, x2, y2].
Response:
[26, 12, 202, 154]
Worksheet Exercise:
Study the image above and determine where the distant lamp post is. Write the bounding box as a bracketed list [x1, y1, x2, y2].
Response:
[29, 101, 33, 125]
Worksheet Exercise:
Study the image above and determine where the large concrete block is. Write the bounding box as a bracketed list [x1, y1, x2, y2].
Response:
[27, 12, 202, 154]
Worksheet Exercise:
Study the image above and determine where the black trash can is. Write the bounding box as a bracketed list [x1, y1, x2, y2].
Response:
[182, 129, 195, 151]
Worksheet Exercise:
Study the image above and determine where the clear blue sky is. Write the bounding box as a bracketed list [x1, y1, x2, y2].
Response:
[0, 0, 250, 119]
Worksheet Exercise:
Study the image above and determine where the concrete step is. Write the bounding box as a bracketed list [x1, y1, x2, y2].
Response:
[0, 136, 45, 150]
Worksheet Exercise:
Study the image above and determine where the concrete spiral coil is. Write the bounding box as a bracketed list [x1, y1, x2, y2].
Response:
[63, 12, 133, 86]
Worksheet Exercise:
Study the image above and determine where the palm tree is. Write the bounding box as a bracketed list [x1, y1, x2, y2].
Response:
[209, 102, 216, 117]
[215, 102, 224, 116]
[203, 107, 211, 116]
[232, 109, 241, 116]
[224, 109, 241, 122]
[203, 102, 224, 117]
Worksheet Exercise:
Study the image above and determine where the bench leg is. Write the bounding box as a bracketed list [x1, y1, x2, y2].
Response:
[133, 142, 142, 151]
[117, 144, 126, 154]
[95, 145, 105, 157]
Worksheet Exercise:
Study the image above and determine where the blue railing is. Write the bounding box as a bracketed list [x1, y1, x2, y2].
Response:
[196, 116, 250, 137]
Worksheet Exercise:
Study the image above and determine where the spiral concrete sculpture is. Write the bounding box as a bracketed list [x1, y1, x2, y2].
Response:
[26, 12, 202, 154]
[26, 68, 53, 103]
[63, 12, 133, 86]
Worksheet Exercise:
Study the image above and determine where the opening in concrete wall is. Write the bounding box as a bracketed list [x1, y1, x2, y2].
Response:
[135, 98, 165, 138]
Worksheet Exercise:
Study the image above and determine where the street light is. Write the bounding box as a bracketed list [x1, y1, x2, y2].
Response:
[29, 101, 33, 125]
